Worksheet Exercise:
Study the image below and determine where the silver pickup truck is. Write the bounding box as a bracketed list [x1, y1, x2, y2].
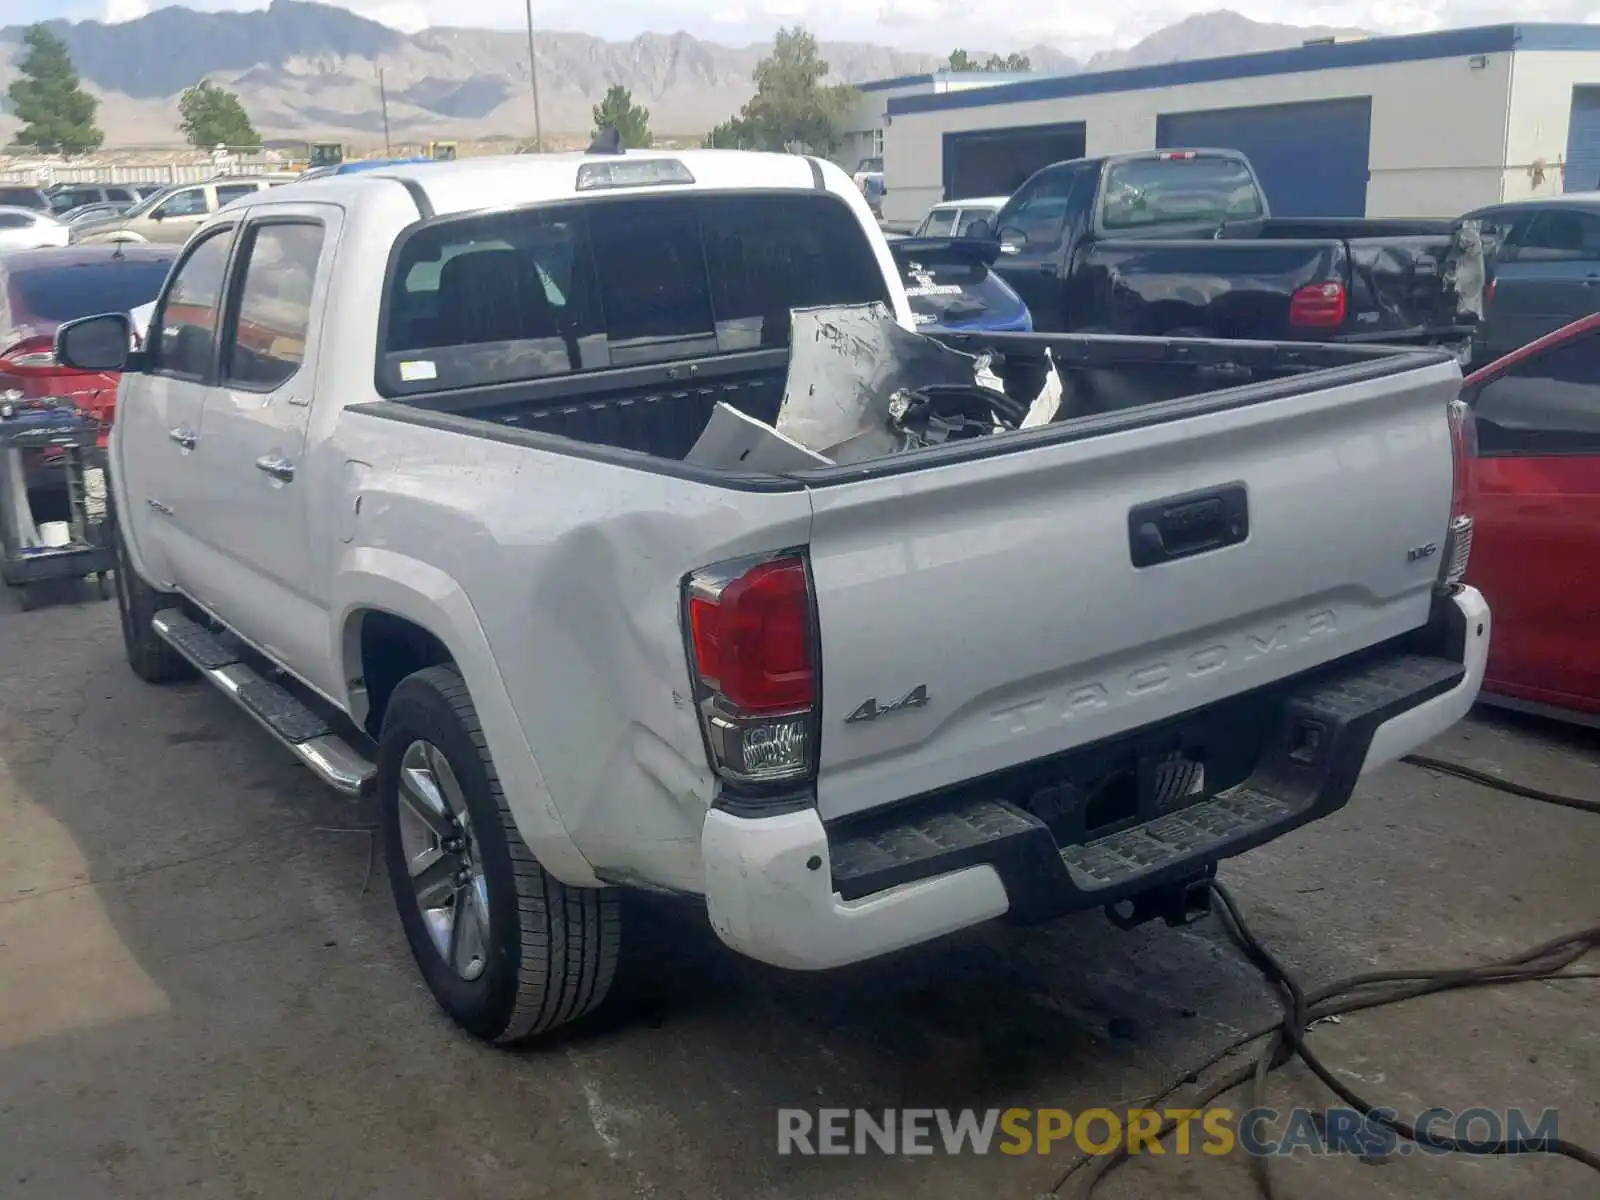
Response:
[57, 148, 1488, 1046]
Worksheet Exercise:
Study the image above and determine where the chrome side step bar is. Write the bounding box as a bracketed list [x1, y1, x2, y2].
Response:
[151, 612, 376, 797]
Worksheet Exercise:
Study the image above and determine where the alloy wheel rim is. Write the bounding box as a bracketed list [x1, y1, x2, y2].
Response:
[396, 739, 489, 981]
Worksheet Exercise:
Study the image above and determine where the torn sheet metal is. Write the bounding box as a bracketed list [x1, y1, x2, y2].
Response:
[1020, 348, 1063, 429]
[776, 302, 986, 464]
[684, 401, 833, 472]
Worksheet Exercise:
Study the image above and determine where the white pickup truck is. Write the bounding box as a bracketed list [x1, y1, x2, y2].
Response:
[57, 149, 1489, 1046]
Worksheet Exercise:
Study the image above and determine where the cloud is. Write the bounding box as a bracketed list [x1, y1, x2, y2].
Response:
[103, 0, 151, 21]
[348, 2, 430, 33]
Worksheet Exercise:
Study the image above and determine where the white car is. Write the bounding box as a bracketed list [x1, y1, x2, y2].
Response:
[913, 195, 1011, 238]
[0, 206, 69, 251]
[60, 149, 1487, 1046]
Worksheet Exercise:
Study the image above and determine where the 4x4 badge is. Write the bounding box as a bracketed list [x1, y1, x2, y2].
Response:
[846, 684, 930, 724]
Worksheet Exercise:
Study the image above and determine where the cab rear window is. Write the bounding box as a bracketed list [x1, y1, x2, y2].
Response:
[1101, 156, 1264, 231]
[379, 191, 891, 395]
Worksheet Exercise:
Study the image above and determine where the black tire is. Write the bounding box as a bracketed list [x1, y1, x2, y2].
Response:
[377, 664, 621, 1044]
[111, 509, 193, 683]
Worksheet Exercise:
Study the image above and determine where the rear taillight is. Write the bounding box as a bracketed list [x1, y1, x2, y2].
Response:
[1440, 396, 1476, 589]
[0, 336, 58, 374]
[685, 552, 818, 787]
[1288, 281, 1347, 328]
[1484, 277, 1496, 309]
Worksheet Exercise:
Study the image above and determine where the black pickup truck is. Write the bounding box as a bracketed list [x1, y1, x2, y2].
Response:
[980, 149, 1477, 350]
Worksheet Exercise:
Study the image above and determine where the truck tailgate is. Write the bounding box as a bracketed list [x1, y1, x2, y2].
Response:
[805, 358, 1461, 820]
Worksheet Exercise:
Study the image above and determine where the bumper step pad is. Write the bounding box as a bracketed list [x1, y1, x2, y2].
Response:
[828, 652, 1464, 920]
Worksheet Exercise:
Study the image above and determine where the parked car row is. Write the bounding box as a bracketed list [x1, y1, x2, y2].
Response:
[0, 181, 167, 218]
[5, 146, 1594, 741]
[914, 152, 1600, 371]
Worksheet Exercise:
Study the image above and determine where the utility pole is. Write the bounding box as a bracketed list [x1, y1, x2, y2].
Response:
[377, 66, 392, 154]
[524, 0, 543, 152]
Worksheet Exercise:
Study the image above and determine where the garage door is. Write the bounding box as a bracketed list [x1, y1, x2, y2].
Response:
[1564, 87, 1600, 192]
[942, 122, 1086, 202]
[1156, 98, 1372, 218]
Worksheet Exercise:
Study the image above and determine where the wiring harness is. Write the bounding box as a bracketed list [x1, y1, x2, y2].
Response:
[1048, 753, 1599, 1199]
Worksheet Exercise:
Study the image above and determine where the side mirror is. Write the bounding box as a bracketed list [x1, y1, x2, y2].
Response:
[997, 225, 1028, 254]
[56, 313, 134, 373]
[965, 218, 993, 241]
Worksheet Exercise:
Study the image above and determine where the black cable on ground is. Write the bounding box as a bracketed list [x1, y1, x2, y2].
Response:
[1402, 753, 1600, 816]
[1049, 893, 1600, 1200]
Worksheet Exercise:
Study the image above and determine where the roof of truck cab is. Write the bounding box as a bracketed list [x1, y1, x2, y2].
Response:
[231, 149, 846, 219]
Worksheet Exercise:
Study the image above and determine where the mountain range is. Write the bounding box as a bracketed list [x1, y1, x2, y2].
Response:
[0, 3, 1369, 148]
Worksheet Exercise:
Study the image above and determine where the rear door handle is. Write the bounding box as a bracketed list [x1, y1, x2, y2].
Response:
[255, 453, 295, 482]
[168, 426, 196, 450]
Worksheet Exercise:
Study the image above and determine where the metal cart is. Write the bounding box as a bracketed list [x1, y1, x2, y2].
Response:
[0, 407, 114, 611]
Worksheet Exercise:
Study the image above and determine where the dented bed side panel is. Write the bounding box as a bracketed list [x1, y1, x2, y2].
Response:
[332, 410, 814, 892]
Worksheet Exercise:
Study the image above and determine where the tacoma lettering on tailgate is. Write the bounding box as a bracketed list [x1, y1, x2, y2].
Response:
[989, 610, 1339, 736]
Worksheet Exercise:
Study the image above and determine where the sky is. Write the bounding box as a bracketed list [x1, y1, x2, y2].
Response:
[12, 0, 1600, 57]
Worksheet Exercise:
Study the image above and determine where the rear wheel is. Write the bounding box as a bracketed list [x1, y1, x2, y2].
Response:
[377, 665, 621, 1044]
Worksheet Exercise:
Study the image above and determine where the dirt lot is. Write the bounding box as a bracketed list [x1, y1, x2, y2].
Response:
[0, 590, 1595, 1200]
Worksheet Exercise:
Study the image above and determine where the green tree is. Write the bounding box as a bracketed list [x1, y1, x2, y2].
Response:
[6, 25, 103, 156]
[702, 116, 754, 149]
[591, 84, 652, 148]
[944, 49, 1032, 72]
[704, 27, 855, 156]
[178, 80, 260, 151]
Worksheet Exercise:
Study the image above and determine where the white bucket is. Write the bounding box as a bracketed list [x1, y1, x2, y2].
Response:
[38, 521, 71, 549]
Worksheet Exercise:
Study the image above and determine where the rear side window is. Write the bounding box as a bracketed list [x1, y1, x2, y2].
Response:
[224, 222, 324, 390]
[1472, 328, 1600, 456]
[0, 212, 32, 231]
[215, 183, 261, 209]
[920, 208, 957, 237]
[381, 191, 890, 394]
[1505, 209, 1600, 261]
[7, 256, 174, 325]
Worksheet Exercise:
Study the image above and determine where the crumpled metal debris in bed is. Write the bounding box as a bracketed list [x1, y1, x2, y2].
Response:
[775, 302, 998, 463]
[683, 302, 1065, 470]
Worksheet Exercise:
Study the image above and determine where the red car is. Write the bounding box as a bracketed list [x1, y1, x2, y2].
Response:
[1462, 311, 1600, 722]
[0, 243, 178, 424]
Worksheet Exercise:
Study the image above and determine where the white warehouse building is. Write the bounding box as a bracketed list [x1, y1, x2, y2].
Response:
[837, 70, 1032, 173]
[878, 23, 1600, 225]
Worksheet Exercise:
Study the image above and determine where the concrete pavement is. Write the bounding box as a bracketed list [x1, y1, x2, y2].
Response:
[0, 589, 1594, 1200]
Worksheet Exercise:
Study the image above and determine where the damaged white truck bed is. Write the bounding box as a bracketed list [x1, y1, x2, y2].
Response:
[63, 148, 1489, 1045]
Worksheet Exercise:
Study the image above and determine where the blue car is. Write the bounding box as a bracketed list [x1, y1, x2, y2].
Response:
[296, 157, 435, 183]
[889, 236, 1033, 334]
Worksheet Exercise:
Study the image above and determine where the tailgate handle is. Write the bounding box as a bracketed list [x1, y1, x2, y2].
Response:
[1129, 483, 1249, 568]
